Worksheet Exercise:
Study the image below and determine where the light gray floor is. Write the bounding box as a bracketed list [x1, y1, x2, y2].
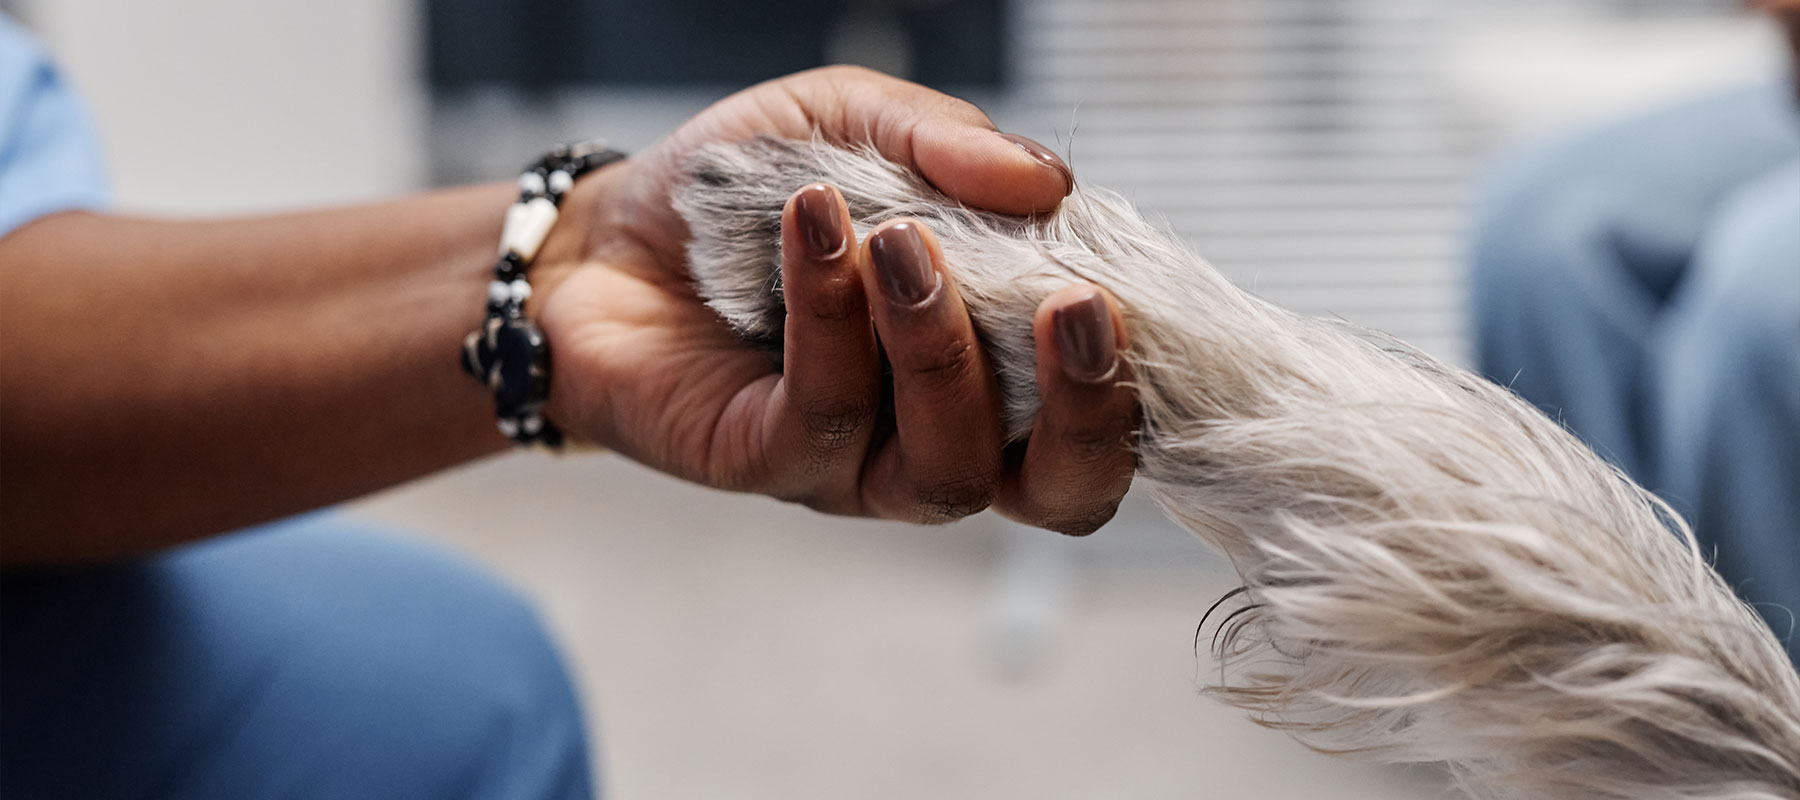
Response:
[348, 455, 1442, 799]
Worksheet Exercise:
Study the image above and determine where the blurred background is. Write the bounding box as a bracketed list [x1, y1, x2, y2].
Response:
[6, 0, 1785, 796]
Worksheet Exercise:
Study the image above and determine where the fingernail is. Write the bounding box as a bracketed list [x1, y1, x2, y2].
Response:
[869, 222, 939, 306]
[1000, 133, 1074, 194]
[1053, 291, 1118, 383]
[794, 184, 847, 259]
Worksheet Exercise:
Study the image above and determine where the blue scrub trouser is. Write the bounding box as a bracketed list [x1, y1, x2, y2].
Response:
[1469, 83, 1800, 657]
[1, 515, 596, 799]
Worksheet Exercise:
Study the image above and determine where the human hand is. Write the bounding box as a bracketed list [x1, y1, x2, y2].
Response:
[529, 66, 1137, 533]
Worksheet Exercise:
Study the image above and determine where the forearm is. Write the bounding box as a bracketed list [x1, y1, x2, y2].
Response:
[0, 183, 522, 565]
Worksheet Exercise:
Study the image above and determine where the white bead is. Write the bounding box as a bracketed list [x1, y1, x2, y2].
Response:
[488, 280, 510, 305]
[522, 415, 543, 435]
[508, 279, 532, 303]
[518, 172, 546, 196]
[497, 418, 520, 437]
[498, 197, 559, 261]
[547, 170, 573, 195]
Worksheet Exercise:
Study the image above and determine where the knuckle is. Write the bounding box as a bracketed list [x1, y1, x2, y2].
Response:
[900, 337, 978, 393]
[816, 64, 885, 97]
[939, 94, 990, 124]
[799, 394, 874, 451]
[912, 470, 1001, 522]
[803, 271, 865, 323]
[1061, 425, 1131, 468]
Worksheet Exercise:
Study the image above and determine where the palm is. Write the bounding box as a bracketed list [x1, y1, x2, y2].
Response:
[535, 70, 892, 489]
[538, 246, 777, 488]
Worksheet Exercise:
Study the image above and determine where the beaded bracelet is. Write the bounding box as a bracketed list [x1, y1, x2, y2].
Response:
[461, 140, 627, 447]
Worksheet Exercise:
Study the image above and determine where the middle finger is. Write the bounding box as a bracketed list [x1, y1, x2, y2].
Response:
[856, 219, 1006, 523]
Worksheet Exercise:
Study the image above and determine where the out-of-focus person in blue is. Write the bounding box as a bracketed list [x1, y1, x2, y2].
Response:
[0, 13, 1141, 799]
[1471, 1, 1800, 658]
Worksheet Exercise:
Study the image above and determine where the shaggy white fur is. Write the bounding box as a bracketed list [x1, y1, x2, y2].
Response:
[673, 136, 1800, 799]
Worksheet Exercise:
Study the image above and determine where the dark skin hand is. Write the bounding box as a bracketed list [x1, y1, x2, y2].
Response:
[536, 65, 1138, 530]
[0, 66, 1138, 565]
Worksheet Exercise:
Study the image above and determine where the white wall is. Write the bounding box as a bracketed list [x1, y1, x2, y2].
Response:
[1443, 8, 1782, 142]
[16, 0, 425, 213]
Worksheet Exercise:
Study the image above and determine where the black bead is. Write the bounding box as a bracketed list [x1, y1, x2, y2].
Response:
[489, 318, 548, 417]
[495, 252, 524, 281]
[537, 424, 564, 447]
[579, 149, 626, 175]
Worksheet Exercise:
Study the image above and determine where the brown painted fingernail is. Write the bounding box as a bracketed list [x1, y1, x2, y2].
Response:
[869, 222, 939, 306]
[794, 184, 847, 259]
[1000, 133, 1074, 193]
[1053, 291, 1118, 383]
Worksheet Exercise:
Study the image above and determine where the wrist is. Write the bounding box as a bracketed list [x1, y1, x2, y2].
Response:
[526, 158, 632, 450]
[459, 142, 627, 448]
[529, 157, 634, 312]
